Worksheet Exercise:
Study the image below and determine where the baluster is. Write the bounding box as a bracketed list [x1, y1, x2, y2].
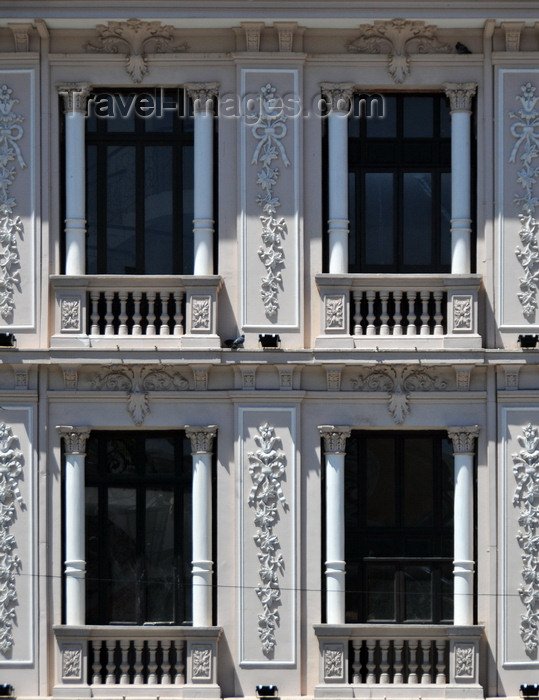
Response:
[352, 641, 362, 684]
[91, 640, 103, 685]
[366, 291, 376, 336]
[393, 639, 404, 683]
[174, 640, 185, 685]
[353, 291, 363, 336]
[133, 639, 144, 685]
[119, 640, 130, 685]
[118, 291, 128, 336]
[433, 290, 444, 335]
[161, 641, 171, 685]
[160, 292, 171, 336]
[420, 291, 430, 335]
[379, 639, 390, 684]
[132, 292, 142, 336]
[104, 292, 114, 336]
[379, 291, 390, 335]
[147, 639, 158, 684]
[366, 640, 376, 683]
[173, 291, 184, 337]
[407, 293, 418, 336]
[105, 640, 116, 685]
[421, 640, 432, 684]
[146, 291, 156, 335]
[435, 640, 447, 684]
[392, 291, 403, 336]
[90, 291, 100, 336]
[407, 639, 419, 684]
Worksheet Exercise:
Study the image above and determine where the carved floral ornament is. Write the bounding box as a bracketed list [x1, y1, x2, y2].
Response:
[86, 19, 188, 83]
[90, 365, 189, 425]
[248, 423, 287, 656]
[0, 423, 25, 655]
[0, 84, 26, 322]
[510, 82, 539, 319]
[512, 423, 539, 654]
[319, 426, 351, 454]
[346, 19, 454, 84]
[185, 426, 217, 455]
[351, 365, 447, 424]
[57, 426, 91, 455]
[252, 83, 290, 319]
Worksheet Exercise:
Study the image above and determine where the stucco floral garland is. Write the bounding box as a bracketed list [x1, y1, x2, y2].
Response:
[510, 82, 539, 319]
[248, 423, 287, 656]
[512, 423, 539, 654]
[0, 422, 24, 654]
[252, 84, 290, 319]
[0, 84, 26, 321]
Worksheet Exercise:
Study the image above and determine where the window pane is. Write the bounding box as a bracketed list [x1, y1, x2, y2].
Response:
[367, 96, 396, 137]
[146, 436, 176, 475]
[365, 437, 395, 526]
[86, 145, 98, 274]
[182, 145, 195, 274]
[85, 487, 99, 623]
[145, 146, 173, 275]
[403, 438, 433, 526]
[145, 486, 175, 622]
[107, 487, 137, 623]
[107, 94, 136, 132]
[441, 172, 452, 268]
[441, 562, 454, 621]
[366, 564, 396, 621]
[403, 96, 433, 138]
[440, 97, 451, 138]
[146, 91, 175, 133]
[364, 173, 394, 267]
[404, 565, 432, 621]
[348, 172, 358, 268]
[106, 145, 136, 274]
[402, 172, 432, 267]
[106, 436, 137, 475]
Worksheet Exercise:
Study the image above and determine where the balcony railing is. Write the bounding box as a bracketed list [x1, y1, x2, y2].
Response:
[53, 625, 222, 699]
[315, 274, 482, 349]
[314, 624, 483, 699]
[51, 275, 223, 349]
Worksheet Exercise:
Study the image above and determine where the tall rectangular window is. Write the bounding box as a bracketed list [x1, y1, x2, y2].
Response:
[84, 431, 192, 625]
[344, 431, 454, 624]
[85, 90, 194, 275]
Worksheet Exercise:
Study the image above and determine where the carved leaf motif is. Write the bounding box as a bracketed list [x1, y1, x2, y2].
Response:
[387, 392, 409, 424]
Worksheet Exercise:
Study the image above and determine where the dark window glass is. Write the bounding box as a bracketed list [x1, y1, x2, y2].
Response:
[344, 431, 454, 624]
[84, 431, 192, 625]
[85, 89, 196, 275]
[348, 93, 454, 273]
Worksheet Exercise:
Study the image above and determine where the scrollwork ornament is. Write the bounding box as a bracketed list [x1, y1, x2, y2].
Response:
[248, 423, 287, 655]
[0, 422, 24, 655]
[0, 84, 26, 322]
[512, 423, 539, 654]
[91, 365, 189, 424]
[510, 83, 539, 319]
[252, 84, 290, 318]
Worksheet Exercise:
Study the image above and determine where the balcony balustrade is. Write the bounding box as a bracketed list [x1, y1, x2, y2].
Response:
[51, 275, 223, 349]
[53, 625, 222, 699]
[314, 624, 483, 699]
[315, 274, 482, 349]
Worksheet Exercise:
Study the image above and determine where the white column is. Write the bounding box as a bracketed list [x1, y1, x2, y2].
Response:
[186, 425, 217, 626]
[185, 83, 219, 276]
[321, 83, 354, 274]
[57, 83, 91, 276]
[444, 83, 477, 275]
[319, 425, 351, 624]
[448, 426, 479, 626]
[58, 426, 91, 626]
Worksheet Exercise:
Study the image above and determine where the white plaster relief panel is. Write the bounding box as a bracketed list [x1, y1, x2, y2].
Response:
[0, 72, 36, 331]
[499, 70, 539, 330]
[240, 69, 300, 333]
[238, 407, 296, 666]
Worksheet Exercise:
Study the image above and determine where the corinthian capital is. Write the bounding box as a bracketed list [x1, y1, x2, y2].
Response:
[319, 425, 352, 454]
[185, 82, 220, 115]
[58, 426, 91, 455]
[444, 82, 477, 113]
[447, 425, 480, 454]
[320, 82, 354, 113]
[57, 83, 91, 115]
[186, 425, 217, 454]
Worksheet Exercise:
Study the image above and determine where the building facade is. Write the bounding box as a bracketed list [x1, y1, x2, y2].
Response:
[0, 2, 538, 699]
